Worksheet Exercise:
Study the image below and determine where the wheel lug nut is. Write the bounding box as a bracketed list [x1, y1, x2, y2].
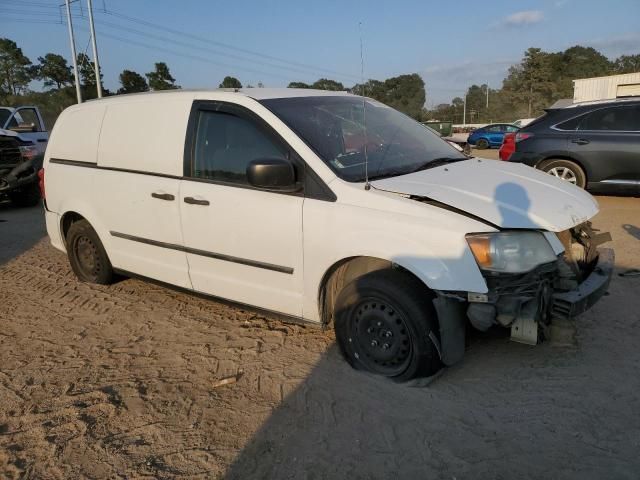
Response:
[366, 327, 374, 334]
[377, 321, 382, 327]
[382, 343, 390, 350]
[370, 340, 378, 347]
[385, 331, 393, 338]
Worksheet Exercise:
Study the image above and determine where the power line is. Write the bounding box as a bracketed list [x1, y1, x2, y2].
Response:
[75, 24, 301, 82]
[0, 0, 360, 82]
[101, 9, 360, 81]
[1, 8, 359, 84]
[2, 11, 357, 85]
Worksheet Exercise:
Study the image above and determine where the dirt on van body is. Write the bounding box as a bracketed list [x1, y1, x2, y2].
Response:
[1, 196, 639, 479]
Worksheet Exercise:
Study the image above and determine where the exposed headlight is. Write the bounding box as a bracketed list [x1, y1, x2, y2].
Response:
[466, 231, 557, 273]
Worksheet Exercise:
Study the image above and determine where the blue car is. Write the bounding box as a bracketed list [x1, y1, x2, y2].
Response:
[467, 123, 519, 149]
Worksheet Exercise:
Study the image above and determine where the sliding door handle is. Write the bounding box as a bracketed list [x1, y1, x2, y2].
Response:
[151, 192, 175, 201]
[184, 196, 210, 206]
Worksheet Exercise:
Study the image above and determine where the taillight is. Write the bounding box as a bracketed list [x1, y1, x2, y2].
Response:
[515, 132, 533, 142]
[38, 168, 45, 199]
[499, 133, 516, 161]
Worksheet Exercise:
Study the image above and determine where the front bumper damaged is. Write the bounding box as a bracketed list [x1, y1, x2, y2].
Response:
[551, 248, 614, 319]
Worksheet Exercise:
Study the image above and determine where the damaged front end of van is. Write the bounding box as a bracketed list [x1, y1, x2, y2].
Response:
[373, 158, 614, 351]
[463, 223, 613, 345]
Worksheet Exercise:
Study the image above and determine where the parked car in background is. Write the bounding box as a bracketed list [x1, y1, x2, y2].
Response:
[42, 89, 613, 382]
[504, 98, 640, 194]
[425, 126, 472, 155]
[0, 106, 49, 154]
[0, 128, 43, 206]
[467, 123, 519, 149]
[513, 118, 536, 128]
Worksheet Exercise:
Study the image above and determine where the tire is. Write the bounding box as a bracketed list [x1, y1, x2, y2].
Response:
[539, 159, 586, 189]
[333, 269, 442, 382]
[475, 138, 489, 150]
[66, 219, 114, 284]
[9, 183, 41, 207]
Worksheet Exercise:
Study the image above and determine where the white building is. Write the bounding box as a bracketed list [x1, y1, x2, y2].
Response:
[573, 72, 640, 103]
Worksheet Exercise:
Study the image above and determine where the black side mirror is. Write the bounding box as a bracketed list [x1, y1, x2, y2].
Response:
[247, 158, 298, 192]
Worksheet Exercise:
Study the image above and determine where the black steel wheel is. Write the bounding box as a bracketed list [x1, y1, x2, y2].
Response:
[334, 269, 442, 382]
[66, 219, 114, 284]
[351, 298, 413, 376]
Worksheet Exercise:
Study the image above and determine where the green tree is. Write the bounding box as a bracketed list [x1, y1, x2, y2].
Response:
[219, 76, 242, 88]
[287, 81, 311, 88]
[613, 54, 640, 74]
[118, 69, 149, 94]
[37, 53, 73, 90]
[0, 38, 35, 97]
[354, 74, 426, 119]
[76, 52, 103, 88]
[555, 46, 612, 97]
[311, 78, 344, 91]
[502, 48, 559, 117]
[146, 62, 179, 90]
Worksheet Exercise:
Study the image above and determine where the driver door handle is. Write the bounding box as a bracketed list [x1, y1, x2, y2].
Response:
[571, 138, 590, 145]
[184, 196, 210, 206]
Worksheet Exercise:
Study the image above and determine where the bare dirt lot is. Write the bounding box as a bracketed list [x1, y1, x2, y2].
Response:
[1, 195, 639, 479]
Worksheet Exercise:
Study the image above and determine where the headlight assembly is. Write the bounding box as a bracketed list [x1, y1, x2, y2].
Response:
[466, 231, 557, 273]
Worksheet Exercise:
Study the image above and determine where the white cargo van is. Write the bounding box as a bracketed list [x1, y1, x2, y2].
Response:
[42, 89, 613, 382]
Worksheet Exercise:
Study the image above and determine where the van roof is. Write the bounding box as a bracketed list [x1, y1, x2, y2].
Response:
[83, 87, 355, 104]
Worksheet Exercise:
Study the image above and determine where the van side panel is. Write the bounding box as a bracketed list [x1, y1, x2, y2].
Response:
[97, 100, 191, 176]
[46, 105, 106, 164]
[44, 105, 107, 249]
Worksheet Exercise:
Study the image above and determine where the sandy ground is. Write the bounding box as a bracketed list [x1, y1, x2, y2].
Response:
[1, 194, 639, 479]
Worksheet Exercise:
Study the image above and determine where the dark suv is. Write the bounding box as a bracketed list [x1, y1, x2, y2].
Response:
[506, 99, 640, 194]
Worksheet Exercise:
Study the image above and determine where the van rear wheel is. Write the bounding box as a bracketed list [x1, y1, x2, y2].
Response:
[333, 269, 442, 382]
[66, 219, 114, 284]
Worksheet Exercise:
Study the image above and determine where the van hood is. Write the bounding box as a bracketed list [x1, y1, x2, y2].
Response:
[371, 158, 599, 232]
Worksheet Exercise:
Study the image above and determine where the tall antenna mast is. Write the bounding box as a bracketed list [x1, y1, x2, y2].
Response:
[359, 22, 370, 191]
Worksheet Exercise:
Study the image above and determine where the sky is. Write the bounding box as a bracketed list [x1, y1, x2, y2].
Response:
[1, 0, 639, 105]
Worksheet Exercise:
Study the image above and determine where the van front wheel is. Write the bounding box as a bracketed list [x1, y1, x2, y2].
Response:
[66, 219, 114, 284]
[333, 269, 442, 382]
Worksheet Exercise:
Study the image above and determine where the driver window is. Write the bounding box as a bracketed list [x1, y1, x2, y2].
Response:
[192, 110, 287, 185]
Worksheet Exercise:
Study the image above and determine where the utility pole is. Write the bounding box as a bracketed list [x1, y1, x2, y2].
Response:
[486, 82, 489, 109]
[87, 0, 103, 98]
[64, 0, 82, 103]
[463, 94, 467, 125]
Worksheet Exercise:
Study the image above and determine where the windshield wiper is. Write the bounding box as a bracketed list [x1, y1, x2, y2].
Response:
[365, 157, 466, 181]
[406, 157, 466, 173]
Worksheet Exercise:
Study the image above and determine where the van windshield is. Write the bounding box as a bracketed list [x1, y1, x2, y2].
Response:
[260, 96, 466, 182]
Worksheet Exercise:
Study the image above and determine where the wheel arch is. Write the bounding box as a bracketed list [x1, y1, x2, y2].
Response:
[58, 206, 109, 252]
[317, 255, 436, 326]
[60, 211, 85, 247]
